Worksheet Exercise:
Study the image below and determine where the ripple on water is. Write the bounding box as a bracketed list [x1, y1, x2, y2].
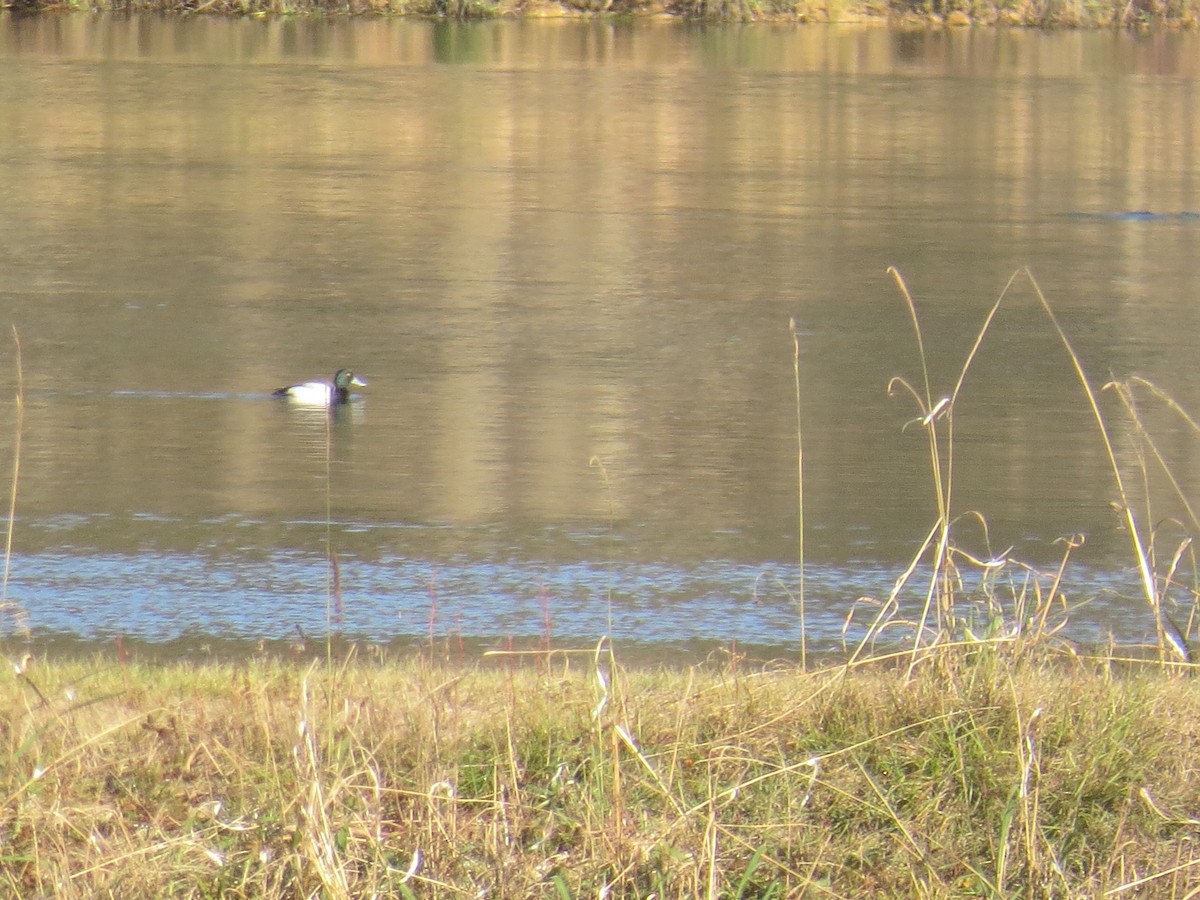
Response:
[2, 548, 1159, 653]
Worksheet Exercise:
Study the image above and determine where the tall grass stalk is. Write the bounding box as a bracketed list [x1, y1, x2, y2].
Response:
[0, 327, 26, 638]
[886, 269, 951, 662]
[1105, 375, 1200, 657]
[589, 455, 616, 636]
[324, 405, 334, 652]
[1109, 378, 1200, 531]
[1019, 271, 1167, 658]
[874, 268, 1184, 664]
[789, 318, 806, 670]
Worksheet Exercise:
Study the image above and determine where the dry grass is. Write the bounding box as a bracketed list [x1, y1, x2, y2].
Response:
[1, 645, 1199, 897]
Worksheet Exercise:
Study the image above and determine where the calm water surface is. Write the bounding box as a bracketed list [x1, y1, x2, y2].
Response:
[2, 16, 1200, 655]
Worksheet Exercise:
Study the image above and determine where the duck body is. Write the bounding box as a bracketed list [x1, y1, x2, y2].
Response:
[273, 368, 367, 406]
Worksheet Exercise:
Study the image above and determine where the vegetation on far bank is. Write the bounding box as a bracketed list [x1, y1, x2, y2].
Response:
[2, 644, 1200, 898]
[1, 0, 1198, 30]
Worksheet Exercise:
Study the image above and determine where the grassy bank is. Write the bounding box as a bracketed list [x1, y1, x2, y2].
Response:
[1, 0, 1197, 28]
[2, 644, 1199, 897]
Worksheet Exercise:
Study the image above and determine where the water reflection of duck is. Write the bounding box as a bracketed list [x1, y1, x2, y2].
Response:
[272, 368, 367, 406]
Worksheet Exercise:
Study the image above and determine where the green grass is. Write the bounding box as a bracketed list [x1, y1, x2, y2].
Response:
[1, 646, 1199, 897]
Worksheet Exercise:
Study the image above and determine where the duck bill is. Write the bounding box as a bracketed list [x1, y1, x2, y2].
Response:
[350, 375, 367, 387]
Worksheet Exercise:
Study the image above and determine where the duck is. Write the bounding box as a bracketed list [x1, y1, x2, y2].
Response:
[273, 368, 367, 406]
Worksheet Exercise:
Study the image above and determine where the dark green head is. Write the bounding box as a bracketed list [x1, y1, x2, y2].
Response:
[333, 369, 367, 390]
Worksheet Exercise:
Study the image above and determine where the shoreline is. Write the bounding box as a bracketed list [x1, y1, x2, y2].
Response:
[1, 631, 815, 669]
[1, 0, 1197, 29]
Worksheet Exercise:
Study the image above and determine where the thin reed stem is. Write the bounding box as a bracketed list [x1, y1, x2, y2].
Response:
[888, 269, 951, 659]
[1109, 378, 1200, 536]
[589, 455, 616, 636]
[324, 408, 334, 668]
[888, 269, 947, 523]
[0, 327, 28, 639]
[1020, 270, 1162, 640]
[789, 318, 806, 670]
[2, 327, 22, 606]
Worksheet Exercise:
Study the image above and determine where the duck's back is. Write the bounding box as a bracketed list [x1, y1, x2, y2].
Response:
[274, 380, 334, 405]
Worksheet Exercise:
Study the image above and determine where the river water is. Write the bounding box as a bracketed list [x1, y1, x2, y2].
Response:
[2, 16, 1200, 657]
